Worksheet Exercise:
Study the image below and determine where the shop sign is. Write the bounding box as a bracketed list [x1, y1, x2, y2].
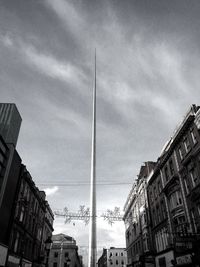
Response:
[176, 254, 192, 265]
[0, 244, 8, 266]
[8, 255, 20, 264]
[22, 259, 32, 267]
[176, 241, 192, 250]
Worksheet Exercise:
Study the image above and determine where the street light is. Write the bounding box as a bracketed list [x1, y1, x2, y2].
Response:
[45, 237, 52, 267]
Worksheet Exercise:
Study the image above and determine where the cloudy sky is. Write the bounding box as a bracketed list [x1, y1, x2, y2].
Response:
[1, 0, 200, 264]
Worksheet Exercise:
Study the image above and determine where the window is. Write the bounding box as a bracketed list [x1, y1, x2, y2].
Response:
[169, 159, 174, 176]
[173, 216, 187, 234]
[19, 206, 25, 222]
[14, 232, 19, 253]
[110, 252, 112, 257]
[169, 191, 182, 211]
[158, 257, 166, 267]
[191, 210, 197, 233]
[190, 129, 197, 145]
[156, 206, 161, 223]
[184, 177, 190, 195]
[152, 209, 156, 226]
[155, 228, 168, 253]
[65, 252, 69, 257]
[116, 253, 118, 256]
[178, 147, 183, 160]
[121, 260, 124, 265]
[189, 169, 198, 188]
[54, 252, 58, 258]
[157, 180, 162, 194]
[183, 137, 190, 153]
[53, 263, 57, 267]
[149, 190, 153, 203]
[121, 252, 123, 256]
[153, 186, 157, 199]
[164, 167, 169, 182]
[197, 204, 200, 218]
[116, 260, 118, 265]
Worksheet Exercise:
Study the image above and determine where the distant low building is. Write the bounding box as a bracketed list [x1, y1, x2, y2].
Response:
[98, 247, 127, 267]
[49, 234, 83, 267]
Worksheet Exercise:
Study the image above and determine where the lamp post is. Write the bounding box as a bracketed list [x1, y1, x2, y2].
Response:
[45, 237, 52, 267]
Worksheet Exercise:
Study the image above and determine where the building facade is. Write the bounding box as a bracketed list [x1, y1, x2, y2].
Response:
[147, 105, 200, 266]
[123, 162, 155, 267]
[0, 103, 54, 267]
[7, 164, 54, 267]
[124, 104, 200, 267]
[0, 103, 22, 147]
[98, 247, 127, 267]
[49, 234, 83, 267]
[0, 103, 22, 265]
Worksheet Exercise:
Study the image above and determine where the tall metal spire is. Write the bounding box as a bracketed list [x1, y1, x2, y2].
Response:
[88, 50, 97, 267]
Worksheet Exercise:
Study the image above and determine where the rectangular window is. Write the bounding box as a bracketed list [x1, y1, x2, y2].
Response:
[54, 252, 58, 258]
[191, 210, 197, 233]
[53, 263, 57, 267]
[19, 206, 25, 222]
[153, 186, 157, 199]
[14, 232, 19, 253]
[183, 136, 190, 153]
[164, 167, 169, 182]
[159, 257, 166, 267]
[169, 159, 174, 176]
[157, 206, 161, 223]
[189, 169, 198, 188]
[176, 191, 183, 205]
[161, 201, 166, 219]
[190, 129, 197, 145]
[158, 180, 162, 194]
[197, 204, 200, 218]
[184, 177, 190, 194]
[179, 147, 183, 160]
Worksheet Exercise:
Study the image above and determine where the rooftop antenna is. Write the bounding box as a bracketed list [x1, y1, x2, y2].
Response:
[88, 49, 97, 267]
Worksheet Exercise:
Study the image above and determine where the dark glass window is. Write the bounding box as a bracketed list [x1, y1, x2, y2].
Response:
[164, 166, 169, 182]
[54, 252, 58, 258]
[169, 159, 174, 176]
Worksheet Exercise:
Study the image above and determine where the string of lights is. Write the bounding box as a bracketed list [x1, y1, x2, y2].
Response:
[36, 181, 133, 186]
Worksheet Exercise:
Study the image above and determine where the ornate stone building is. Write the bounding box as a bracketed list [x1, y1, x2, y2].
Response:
[98, 247, 127, 267]
[49, 234, 83, 267]
[123, 162, 155, 267]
